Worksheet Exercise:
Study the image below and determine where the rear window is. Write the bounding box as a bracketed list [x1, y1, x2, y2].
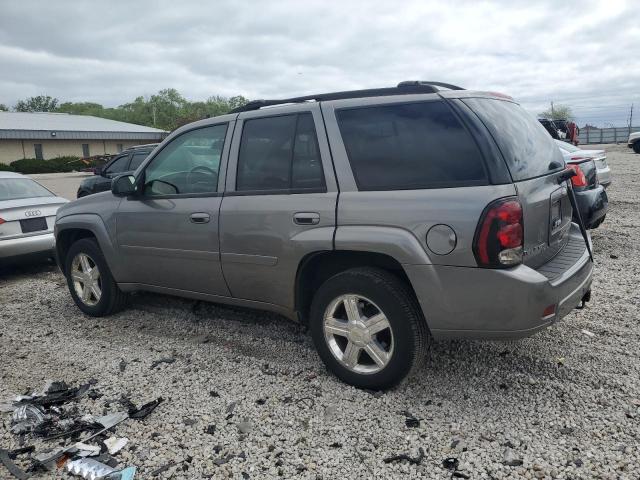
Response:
[336, 101, 487, 191]
[464, 98, 565, 181]
[0, 178, 53, 201]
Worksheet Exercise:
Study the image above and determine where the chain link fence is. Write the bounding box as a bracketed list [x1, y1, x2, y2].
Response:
[578, 126, 640, 145]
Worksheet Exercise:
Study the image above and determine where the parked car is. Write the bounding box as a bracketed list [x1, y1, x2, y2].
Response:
[76, 144, 157, 198]
[55, 82, 593, 389]
[554, 141, 608, 229]
[1, 172, 68, 263]
[628, 131, 640, 153]
[538, 118, 564, 139]
[554, 140, 611, 188]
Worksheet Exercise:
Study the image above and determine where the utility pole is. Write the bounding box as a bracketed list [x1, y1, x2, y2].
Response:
[629, 103, 634, 136]
[551, 101, 554, 118]
[152, 105, 157, 127]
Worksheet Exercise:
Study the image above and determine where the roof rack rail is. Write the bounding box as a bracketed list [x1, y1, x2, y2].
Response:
[229, 81, 465, 113]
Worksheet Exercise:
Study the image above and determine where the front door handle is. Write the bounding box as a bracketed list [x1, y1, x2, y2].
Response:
[190, 212, 210, 224]
[293, 212, 320, 225]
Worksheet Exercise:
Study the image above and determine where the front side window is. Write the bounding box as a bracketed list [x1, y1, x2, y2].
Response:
[105, 155, 130, 175]
[336, 101, 487, 191]
[236, 113, 325, 192]
[143, 124, 227, 196]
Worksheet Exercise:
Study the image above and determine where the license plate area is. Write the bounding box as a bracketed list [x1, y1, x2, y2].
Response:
[20, 217, 48, 233]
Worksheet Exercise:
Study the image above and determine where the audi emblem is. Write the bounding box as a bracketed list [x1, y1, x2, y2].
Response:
[24, 210, 41, 217]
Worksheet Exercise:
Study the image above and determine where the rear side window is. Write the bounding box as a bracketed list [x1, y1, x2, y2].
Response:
[237, 113, 325, 192]
[463, 98, 565, 181]
[336, 101, 487, 191]
[129, 152, 148, 170]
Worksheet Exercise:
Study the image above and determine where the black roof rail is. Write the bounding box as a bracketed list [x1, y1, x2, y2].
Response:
[229, 81, 465, 113]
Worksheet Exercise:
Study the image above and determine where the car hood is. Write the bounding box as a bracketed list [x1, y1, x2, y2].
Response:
[629, 131, 640, 142]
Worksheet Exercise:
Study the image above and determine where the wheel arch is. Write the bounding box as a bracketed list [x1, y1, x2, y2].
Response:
[295, 249, 421, 325]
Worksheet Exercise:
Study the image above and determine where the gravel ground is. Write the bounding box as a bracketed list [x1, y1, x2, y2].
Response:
[1, 144, 639, 479]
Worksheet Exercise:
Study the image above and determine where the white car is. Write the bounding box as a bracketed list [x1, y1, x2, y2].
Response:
[554, 140, 611, 188]
[628, 131, 640, 154]
[0, 171, 68, 263]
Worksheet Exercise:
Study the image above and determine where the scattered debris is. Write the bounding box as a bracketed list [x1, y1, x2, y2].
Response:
[73, 442, 101, 457]
[237, 419, 252, 435]
[329, 442, 342, 448]
[11, 404, 46, 434]
[104, 437, 128, 455]
[403, 412, 420, 428]
[209, 391, 220, 398]
[453, 472, 471, 479]
[581, 329, 595, 337]
[255, 398, 267, 406]
[383, 447, 425, 465]
[151, 456, 193, 476]
[559, 426, 575, 435]
[610, 254, 618, 259]
[0, 448, 30, 480]
[150, 357, 176, 370]
[503, 447, 523, 467]
[128, 398, 164, 420]
[118, 360, 127, 373]
[67, 457, 116, 479]
[205, 425, 216, 435]
[442, 457, 459, 470]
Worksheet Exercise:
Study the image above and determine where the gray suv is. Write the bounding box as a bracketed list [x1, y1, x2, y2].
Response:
[55, 82, 593, 389]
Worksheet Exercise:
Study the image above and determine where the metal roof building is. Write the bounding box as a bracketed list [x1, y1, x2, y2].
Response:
[0, 112, 167, 163]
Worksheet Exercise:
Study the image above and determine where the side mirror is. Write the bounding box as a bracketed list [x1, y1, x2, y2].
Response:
[112, 175, 137, 197]
[94, 166, 103, 176]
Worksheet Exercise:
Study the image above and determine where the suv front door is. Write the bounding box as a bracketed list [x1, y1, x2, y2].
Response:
[219, 104, 338, 310]
[114, 121, 233, 296]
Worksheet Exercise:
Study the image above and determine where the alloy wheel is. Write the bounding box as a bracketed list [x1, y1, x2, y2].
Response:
[70, 253, 102, 307]
[323, 294, 394, 374]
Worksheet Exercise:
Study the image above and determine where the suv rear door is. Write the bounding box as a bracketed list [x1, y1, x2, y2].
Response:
[461, 97, 572, 268]
[219, 103, 337, 310]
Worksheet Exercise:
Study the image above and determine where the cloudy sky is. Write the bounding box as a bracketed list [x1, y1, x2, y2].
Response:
[1, 0, 638, 126]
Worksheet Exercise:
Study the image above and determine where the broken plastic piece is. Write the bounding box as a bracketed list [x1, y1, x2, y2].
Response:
[128, 398, 164, 420]
[67, 458, 116, 479]
[383, 447, 425, 465]
[73, 443, 101, 457]
[0, 448, 30, 480]
[104, 437, 128, 455]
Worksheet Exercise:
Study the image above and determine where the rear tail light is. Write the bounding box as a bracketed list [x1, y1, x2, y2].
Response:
[473, 197, 523, 268]
[566, 164, 587, 187]
[0, 217, 5, 225]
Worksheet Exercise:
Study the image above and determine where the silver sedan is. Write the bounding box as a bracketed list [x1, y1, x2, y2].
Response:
[0, 171, 68, 263]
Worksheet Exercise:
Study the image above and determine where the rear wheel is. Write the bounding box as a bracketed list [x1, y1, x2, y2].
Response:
[309, 267, 429, 390]
[633, 142, 640, 154]
[65, 238, 127, 316]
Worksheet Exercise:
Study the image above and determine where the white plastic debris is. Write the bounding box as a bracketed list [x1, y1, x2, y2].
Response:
[66, 458, 116, 480]
[581, 329, 595, 337]
[104, 436, 129, 455]
[73, 442, 101, 457]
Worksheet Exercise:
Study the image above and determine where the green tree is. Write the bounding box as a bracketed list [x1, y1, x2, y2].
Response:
[14, 95, 59, 112]
[0, 103, 8, 111]
[538, 104, 573, 121]
[56, 102, 105, 117]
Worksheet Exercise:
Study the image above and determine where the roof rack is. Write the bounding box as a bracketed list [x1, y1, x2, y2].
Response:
[229, 81, 465, 113]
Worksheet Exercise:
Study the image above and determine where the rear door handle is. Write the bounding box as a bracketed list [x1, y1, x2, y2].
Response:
[293, 212, 320, 225]
[190, 212, 210, 224]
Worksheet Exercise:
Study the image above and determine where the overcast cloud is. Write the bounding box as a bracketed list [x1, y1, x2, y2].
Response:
[1, 0, 638, 125]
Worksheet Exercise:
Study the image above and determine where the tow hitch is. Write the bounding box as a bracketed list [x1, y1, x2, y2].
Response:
[576, 289, 591, 310]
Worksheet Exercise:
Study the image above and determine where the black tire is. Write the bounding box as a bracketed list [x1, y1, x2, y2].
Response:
[633, 142, 640, 154]
[77, 191, 89, 198]
[64, 238, 127, 316]
[309, 267, 430, 390]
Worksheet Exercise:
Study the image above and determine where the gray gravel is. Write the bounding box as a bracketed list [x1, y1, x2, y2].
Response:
[1, 144, 639, 479]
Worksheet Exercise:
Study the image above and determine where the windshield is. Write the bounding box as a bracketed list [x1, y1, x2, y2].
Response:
[464, 98, 565, 181]
[0, 178, 54, 201]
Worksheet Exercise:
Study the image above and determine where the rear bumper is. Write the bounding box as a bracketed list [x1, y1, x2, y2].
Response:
[404, 225, 593, 340]
[0, 232, 56, 260]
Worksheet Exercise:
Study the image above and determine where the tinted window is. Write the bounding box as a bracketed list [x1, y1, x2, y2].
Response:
[105, 155, 130, 174]
[337, 101, 487, 191]
[465, 99, 564, 181]
[143, 124, 227, 196]
[0, 178, 52, 201]
[237, 113, 325, 192]
[129, 152, 148, 170]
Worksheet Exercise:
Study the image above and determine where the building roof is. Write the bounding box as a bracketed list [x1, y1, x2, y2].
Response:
[0, 112, 167, 141]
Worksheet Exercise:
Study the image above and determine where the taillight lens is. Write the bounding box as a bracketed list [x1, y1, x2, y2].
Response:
[473, 197, 523, 268]
[566, 164, 587, 187]
[0, 217, 5, 225]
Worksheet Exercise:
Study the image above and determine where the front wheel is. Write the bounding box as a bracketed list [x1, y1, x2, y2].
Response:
[65, 238, 127, 316]
[309, 267, 429, 390]
[633, 142, 640, 154]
